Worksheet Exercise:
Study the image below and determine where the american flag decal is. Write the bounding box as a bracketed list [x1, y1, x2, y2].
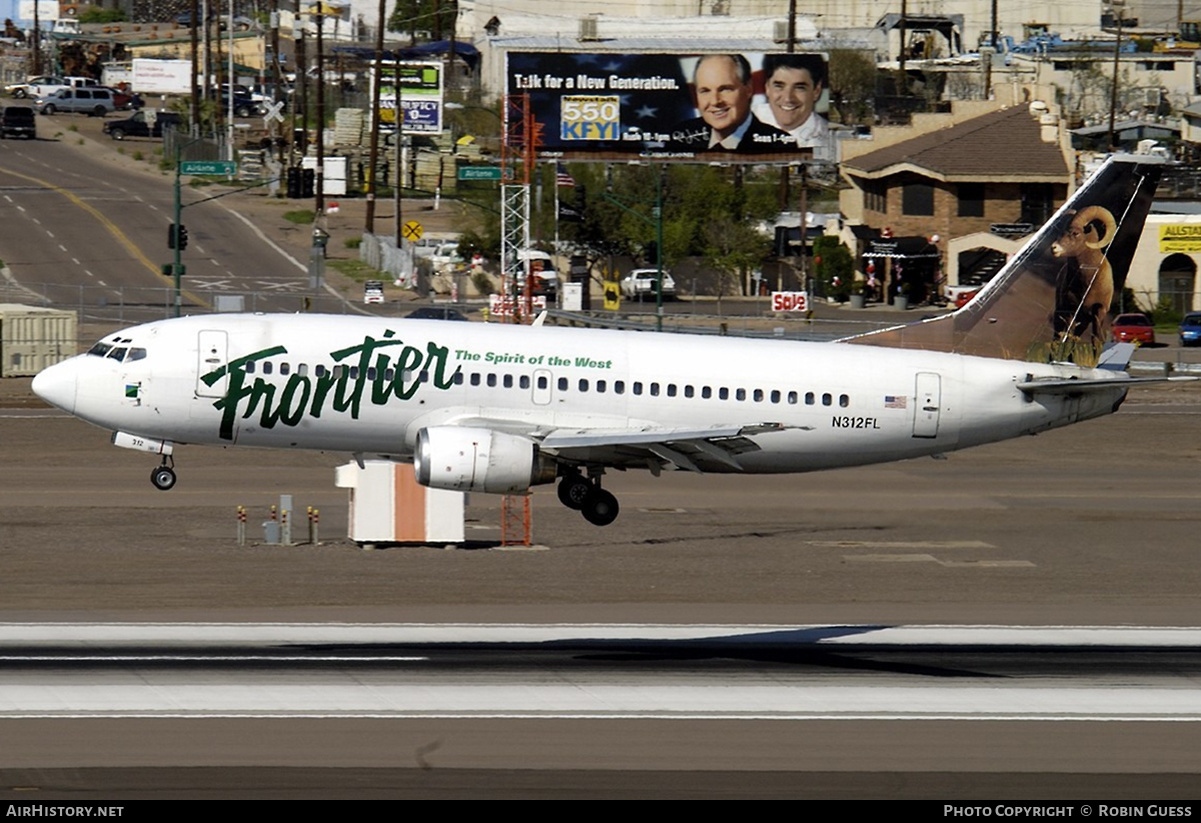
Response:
[884, 395, 907, 409]
[125, 384, 139, 399]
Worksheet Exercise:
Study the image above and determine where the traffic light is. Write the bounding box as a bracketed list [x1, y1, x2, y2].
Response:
[286, 166, 301, 198]
[167, 223, 188, 250]
[301, 168, 315, 198]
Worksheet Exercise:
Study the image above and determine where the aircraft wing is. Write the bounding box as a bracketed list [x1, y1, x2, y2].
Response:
[539, 422, 792, 473]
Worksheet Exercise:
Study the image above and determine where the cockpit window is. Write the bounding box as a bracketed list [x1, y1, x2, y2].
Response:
[127, 348, 147, 362]
[87, 342, 113, 357]
[107, 347, 128, 361]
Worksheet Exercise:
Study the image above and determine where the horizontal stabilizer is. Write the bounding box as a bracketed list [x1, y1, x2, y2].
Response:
[1016, 375, 1197, 395]
[1096, 342, 1137, 371]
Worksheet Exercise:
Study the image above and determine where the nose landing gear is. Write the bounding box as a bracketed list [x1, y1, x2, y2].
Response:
[151, 456, 177, 491]
[558, 470, 620, 527]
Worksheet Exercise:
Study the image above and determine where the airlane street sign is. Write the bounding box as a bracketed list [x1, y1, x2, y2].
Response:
[181, 160, 237, 176]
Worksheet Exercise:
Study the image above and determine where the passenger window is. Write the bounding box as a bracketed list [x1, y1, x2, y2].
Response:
[770, 390, 780, 403]
[537, 375, 548, 390]
[315, 365, 325, 377]
[736, 388, 746, 401]
[684, 385, 694, 398]
[453, 372, 464, 385]
[805, 391, 814, 405]
[503, 374, 513, 388]
[470, 373, 481, 386]
[487, 373, 497, 387]
[281, 363, 291, 375]
[788, 391, 797, 404]
[263, 362, 273, 375]
[822, 393, 832, 406]
[578, 379, 589, 392]
[520, 375, 531, 389]
[650, 382, 660, 396]
[614, 381, 625, 394]
[246, 361, 256, 374]
[597, 380, 606, 393]
[667, 384, 677, 397]
[633, 382, 643, 396]
[753, 389, 764, 402]
[298, 364, 308, 377]
[702, 386, 712, 399]
[839, 394, 849, 407]
[719, 387, 729, 400]
[558, 377, 568, 391]
[420, 371, 429, 383]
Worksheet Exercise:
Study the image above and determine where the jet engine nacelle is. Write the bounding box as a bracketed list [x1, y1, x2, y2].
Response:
[414, 426, 558, 494]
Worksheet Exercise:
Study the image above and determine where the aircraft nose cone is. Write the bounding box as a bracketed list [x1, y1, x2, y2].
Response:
[31, 360, 77, 414]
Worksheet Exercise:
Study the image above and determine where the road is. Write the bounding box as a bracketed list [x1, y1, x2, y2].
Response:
[0, 118, 333, 320]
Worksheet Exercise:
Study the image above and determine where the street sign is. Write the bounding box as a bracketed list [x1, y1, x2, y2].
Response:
[180, 160, 237, 176]
[402, 220, 424, 241]
[262, 100, 285, 125]
[458, 166, 503, 181]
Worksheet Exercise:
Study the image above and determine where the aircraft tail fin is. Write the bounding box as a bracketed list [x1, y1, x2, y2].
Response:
[846, 154, 1165, 366]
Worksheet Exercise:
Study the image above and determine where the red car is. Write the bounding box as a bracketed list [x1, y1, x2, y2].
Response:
[1111, 313, 1155, 345]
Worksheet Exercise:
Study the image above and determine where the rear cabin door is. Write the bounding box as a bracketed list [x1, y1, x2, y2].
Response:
[912, 372, 941, 438]
[196, 330, 229, 398]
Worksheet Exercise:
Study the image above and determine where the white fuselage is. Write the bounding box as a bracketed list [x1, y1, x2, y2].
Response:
[32, 313, 1127, 476]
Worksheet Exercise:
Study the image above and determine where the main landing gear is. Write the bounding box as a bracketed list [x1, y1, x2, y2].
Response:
[557, 470, 619, 527]
[150, 455, 177, 491]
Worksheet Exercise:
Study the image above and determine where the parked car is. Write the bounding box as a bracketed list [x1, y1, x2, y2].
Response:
[954, 288, 980, 309]
[0, 106, 36, 139]
[515, 249, 560, 299]
[103, 86, 143, 111]
[1111, 312, 1155, 345]
[621, 268, 677, 299]
[407, 306, 469, 321]
[5, 75, 61, 98]
[206, 88, 263, 118]
[1179, 313, 1201, 347]
[7, 75, 96, 99]
[429, 242, 464, 269]
[363, 280, 385, 305]
[103, 110, 182, 140]
[35, 87, 118, 116]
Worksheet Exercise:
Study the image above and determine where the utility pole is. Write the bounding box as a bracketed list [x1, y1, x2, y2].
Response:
[1108, 6, 1124, 152]
[364, 0, 385, 233]
[315, 2, 325, 214]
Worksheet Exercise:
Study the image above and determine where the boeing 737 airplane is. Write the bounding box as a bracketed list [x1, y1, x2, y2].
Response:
[32, 154, 1183, 526]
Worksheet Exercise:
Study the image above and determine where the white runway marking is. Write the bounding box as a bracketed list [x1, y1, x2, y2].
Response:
[0, 624, 1198, 721]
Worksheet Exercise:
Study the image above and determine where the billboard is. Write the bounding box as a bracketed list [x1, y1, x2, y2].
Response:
[377, 62, 444, 135]
[506, 51, 831, 162]
[132, 59, 193, 95]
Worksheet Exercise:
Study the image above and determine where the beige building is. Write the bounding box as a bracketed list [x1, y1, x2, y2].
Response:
[839, 101, 1074, 297]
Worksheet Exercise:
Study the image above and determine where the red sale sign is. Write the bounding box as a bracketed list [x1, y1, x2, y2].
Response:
[771, 291, 809, 312]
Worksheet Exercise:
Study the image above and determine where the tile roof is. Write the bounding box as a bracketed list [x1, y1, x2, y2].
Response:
[842, 106, 1069, 180]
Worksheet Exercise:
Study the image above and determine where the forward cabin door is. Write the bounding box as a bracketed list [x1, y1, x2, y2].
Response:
[912, 372, 941, 438]
[196, 330, 229, 398]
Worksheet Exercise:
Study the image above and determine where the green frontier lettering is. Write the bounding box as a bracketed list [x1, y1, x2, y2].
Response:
[200, 334, 461, 441]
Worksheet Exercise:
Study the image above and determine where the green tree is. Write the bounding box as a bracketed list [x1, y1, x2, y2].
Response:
[827, 48, 877, 125]
[79, 7, 127, 23]
[388, 0, 456, 45]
